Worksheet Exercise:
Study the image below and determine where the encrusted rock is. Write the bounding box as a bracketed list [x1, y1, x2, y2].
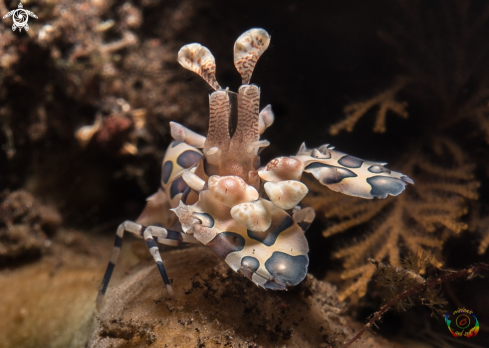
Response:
[90, 246, 397, 348]
[0, 190, 62, 265]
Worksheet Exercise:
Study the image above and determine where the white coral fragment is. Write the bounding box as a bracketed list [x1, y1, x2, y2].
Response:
[208, 175, 259, 207]
[231, 199, 271, 232]
[264, 180, 309, 210]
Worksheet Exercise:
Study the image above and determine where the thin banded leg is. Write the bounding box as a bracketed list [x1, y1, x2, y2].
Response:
[143, 225, 200, 298]
[144, 226, 174, 297]
[148, 224, 200, 245]
[96, 221, 199, 309]
[97, 221, 139, 309]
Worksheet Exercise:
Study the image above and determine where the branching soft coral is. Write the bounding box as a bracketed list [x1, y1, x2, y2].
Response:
[469, 204, 489, 255]
[478, 224, 489, 255]
[303, 137, 479, 300]
[319, 1, 489, 301]
[469, 98, 489, 144]
[329, 78, 409, 135]
[330, 1, 489, 139]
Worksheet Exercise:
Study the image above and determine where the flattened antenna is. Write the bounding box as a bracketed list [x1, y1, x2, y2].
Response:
[234, 28, 271, 84]
[178, 43, 221, 90]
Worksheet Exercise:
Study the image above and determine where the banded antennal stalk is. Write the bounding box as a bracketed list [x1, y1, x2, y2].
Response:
[177, 28, 271, 184]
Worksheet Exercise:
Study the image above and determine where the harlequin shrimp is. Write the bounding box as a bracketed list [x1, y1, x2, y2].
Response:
[97, 28, 413, 307]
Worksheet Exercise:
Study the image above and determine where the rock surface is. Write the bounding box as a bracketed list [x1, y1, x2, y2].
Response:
[90, 246, 396, 348]
[0, 190, 62, 266]
[0, 239, 103, 348]
[0, 231, 401, 348]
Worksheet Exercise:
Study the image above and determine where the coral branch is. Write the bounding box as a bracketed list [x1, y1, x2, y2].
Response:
[471, 211, 489, 255]
[473, 103, 489, 144]
[341, 262, 489, 348]
[479, 229, 489, 255]
[329, 78, 408, 135]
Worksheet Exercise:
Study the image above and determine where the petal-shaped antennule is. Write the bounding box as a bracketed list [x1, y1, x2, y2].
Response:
[170, 122, 206, 148]
[182, 169, 206, 191]
[258, 105, 274, 134]
[231, 199, 272, 232]
[264, 180, 309, 210]
[234, 28, 271, 84]
[208, 175, 259, 207]
[258, 157, 304, 182]
[178, 43, 221, 90]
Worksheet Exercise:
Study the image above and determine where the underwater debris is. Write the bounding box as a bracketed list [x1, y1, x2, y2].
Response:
[0, 0, 208, 189]
[99, 318, 156, 345]
[0, 190, 61, 265]
[75, 97, 151, 155]
[341, 255, 489, 348]
[76, 97, 152, 155]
